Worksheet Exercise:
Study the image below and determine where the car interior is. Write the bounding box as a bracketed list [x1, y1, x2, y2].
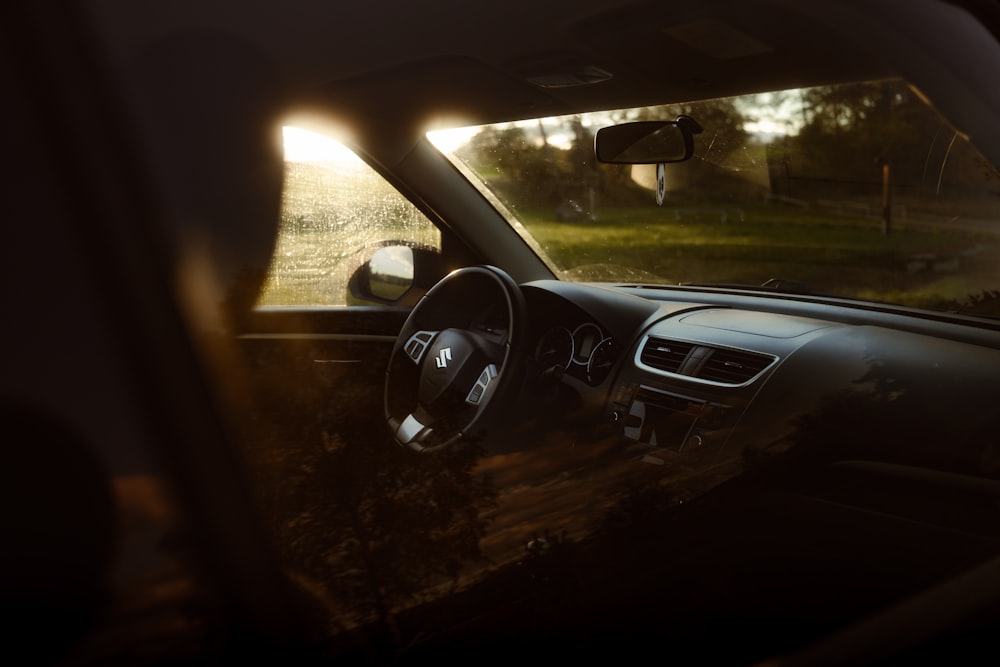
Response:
[4, 0, 1000, 665]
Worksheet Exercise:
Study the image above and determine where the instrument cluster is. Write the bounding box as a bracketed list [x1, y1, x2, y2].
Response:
[534, 321, 619, 385]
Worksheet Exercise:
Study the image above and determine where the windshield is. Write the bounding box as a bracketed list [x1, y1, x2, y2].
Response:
[430, 79, 1000, 318]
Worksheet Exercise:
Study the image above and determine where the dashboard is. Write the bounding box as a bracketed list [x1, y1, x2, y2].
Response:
[520, 279, 1000, 485]
[495, 277, 1000, 667]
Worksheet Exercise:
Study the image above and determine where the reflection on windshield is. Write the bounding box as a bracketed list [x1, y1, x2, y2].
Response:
[431, 79, 1000, 318]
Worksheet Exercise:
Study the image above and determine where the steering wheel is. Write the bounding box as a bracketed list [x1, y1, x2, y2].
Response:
[385, 265, 526, 452]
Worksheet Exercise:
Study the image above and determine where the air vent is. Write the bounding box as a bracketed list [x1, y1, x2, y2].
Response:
[639, 337, 695, 373]
[695, 347, 775, 385]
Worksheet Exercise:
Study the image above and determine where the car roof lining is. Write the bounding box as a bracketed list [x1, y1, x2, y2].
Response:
[94, 0, 908, 137]
[315, 2, 895, 134]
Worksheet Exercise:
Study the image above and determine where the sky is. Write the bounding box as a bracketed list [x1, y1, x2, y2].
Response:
[282, 126, 364, 162]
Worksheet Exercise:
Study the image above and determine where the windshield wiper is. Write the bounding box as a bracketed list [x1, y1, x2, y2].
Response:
[678, 278, 812, 295]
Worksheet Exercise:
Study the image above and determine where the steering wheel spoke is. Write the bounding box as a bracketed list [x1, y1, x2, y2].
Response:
[465, 364, 498, 406]
[393, 412, 435, 449]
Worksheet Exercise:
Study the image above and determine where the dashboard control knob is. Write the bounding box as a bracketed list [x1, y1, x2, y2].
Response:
[610, 410, 641, 428]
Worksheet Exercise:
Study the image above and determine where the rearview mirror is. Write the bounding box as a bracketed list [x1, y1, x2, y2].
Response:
[595, 115, 703, 164]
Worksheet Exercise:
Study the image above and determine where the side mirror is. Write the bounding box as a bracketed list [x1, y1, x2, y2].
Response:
[368, 246, 414, 301]
[348, 243, 446, 305]
[595, 115, 703, 164]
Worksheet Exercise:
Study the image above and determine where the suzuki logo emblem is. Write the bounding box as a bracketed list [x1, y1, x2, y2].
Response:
[435, 347, 453, 369]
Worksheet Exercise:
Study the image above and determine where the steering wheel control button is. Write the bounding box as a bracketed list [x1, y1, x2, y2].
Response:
[404, 330, 437, 364]
[466, 364, 498, 405]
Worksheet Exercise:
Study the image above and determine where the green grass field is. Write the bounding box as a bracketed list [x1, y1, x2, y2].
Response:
[261, 207, 1000, 312]
[519, 204, 1000, 311]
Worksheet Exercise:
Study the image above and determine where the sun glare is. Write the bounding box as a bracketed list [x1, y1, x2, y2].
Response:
[427, 126, 480, 153]
[282, 126, 363, 164]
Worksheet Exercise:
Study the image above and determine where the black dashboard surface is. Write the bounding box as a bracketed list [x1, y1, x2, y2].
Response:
[513, 278, 1000, 516]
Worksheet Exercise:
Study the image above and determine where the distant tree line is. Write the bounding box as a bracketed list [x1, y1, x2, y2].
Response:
[455, 79, 999, 216]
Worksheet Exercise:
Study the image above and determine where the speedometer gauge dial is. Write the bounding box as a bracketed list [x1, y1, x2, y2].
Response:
[587, 337, 618, 384]
[535, 327, 574, 369]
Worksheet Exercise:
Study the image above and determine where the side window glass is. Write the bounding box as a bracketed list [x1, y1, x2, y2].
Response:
[256, 127, 441, 306]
